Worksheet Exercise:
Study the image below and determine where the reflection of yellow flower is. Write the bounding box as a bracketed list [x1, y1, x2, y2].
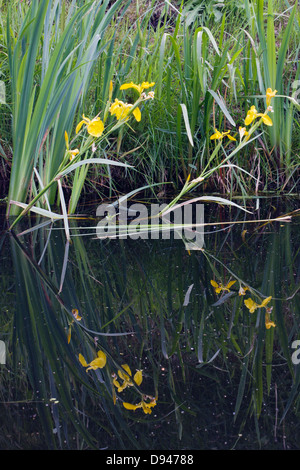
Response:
[110, 98, 141, 122]
[239, 285, 250, 296]
[123, 395, 157, 414]
[120, 81, 155, 95]
[67, 309, 82, 344]
[76, 114, 104, 137]
[72, 308, 82, 321]
[266, 88, 277, 107]
[210, 129, 236, 141]
[79, 350, 107, 371]
[210, 279, 236, 294]
[113, 364, 143, 393]
[265, 308, 276, 329]
[244, 106, 273, 126]
[244, 296, 272, 313]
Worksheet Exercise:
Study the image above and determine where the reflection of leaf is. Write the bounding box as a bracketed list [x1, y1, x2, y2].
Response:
[211, 291, 235, 306]
[183, 284, 194, 306]
[0, 340, 6, 364]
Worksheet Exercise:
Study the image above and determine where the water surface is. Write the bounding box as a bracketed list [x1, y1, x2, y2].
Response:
[0, 196, 299, 450]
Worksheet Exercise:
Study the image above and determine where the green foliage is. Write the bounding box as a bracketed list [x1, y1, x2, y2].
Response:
[1, 198, 299, 449]
[0, 0, 299, 209]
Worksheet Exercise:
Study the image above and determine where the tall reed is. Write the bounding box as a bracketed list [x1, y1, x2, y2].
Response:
[6, 0, 132, 216]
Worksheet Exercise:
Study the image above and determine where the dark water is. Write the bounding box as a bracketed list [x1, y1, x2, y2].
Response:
[0, 196, 299, 450]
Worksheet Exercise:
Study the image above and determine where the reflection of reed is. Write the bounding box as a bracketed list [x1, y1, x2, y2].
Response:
[5, 207, 300, 449]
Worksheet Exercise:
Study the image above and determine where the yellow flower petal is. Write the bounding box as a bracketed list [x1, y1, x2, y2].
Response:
[64, 131, 69, 149]
[120, 82, 142, 94]
[120, 81, 155, 95]
[112, 377, 121, 389]
[78, 353, 88, 367]
[76, 120, 86, 134]
[97, 349, 107, 365]
[260, 296, 272, 308]
[226, 280, 236, 290]
[109, 80, 113, 100]
[79, 350, 106, 371]
[244, 298, 258, 313]
[132, 106, 141, 122]
[210, 129, 223, 140]
[140, 81, 155, 90]
[118, 364, 132, 381]
[133, 370, 143, 386]
[67, 326, 72, 344]
[244, 115, 253, 126]
[266, 88, 277, 107]
[86, 354, 106, 371]
[244, 106, 258, 126]
[87, 119, 104, 137]
[265, 320, 276, 329]
[261, 114, 273, 126]
[123, 402, 140, 411]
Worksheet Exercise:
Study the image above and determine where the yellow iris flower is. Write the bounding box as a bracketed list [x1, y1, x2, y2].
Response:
[244, 106, 273, 126]
[123, 395, 157, 414]
[78, 350, 107, 371]
[76, 114, 104, 137]
[120, 81, 155, 95]
[109, 98, 141, 122]
[244, 295, 272, 313]
[210, 129, 236, 141]
[210, 279, 236, 294]
[266, 88, 277, 107]
[112, 364, 143, 393]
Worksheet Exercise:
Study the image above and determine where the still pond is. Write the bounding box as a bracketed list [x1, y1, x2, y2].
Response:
[0, 196, 299, 450]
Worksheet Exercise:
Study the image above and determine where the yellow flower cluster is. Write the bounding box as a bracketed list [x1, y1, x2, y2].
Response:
[120, 81, 155, 95]
[123, 395, 157, 414]
[210, 129, 236, 141]
[210, 278, 276, 330]
[109, 99, 141, 122]
[112, 364, 143, 392]
[112, 364, 157, 415]
[210, 88, 277, 142]
[244, 295, 276, 329]
[244, 105, 273, 126]
[77, 350, 157, 415]
[210, 279, 236, 294]
[64, 81, 155, 158]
